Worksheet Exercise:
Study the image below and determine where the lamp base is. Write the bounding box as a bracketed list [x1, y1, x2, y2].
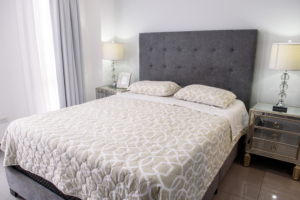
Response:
[108, 82, 117, 89]
[273, 103, 288, 112]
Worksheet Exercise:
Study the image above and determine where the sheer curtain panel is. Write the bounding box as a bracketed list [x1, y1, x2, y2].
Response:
[15, 0, 59, 114]
[49, 0, 86, 108]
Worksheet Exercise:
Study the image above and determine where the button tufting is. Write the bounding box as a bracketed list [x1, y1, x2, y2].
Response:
[149, 48, 153, 51]
[150, 64, 153, 67]
[194, 48, 198, 52]
[178, 48, 182, 52]
[211, 68, 214, 71]
[193, 67, 197, 70]
[212, 48, 216, 52]
[163, 48, 167, 51]
[163, 65, 167, 68]
[231, 48, 235, 52]
[228, 88, 231, 91]
[230, 68, 233, 72]
[177, 66, 182, 69]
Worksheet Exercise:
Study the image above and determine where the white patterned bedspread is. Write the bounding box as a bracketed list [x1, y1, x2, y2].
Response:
[1, 93, 248, 200]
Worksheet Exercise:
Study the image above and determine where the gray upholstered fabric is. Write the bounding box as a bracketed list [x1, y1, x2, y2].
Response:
[202, 135, 243, 200]
[5, 167, 63, 200]
[139, 30, 258, 110]
[202, 172, 219, 200]
[219, 143, 239, 183]
[219, 135, 243, 182]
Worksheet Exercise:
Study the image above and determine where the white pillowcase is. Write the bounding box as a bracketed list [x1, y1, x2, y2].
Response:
[128, 81, 181, 96]
[174, 84, 236, 108]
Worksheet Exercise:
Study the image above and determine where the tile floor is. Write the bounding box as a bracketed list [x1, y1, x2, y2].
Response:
[213, 150, 300, 200]
[0, 150, 299, 200]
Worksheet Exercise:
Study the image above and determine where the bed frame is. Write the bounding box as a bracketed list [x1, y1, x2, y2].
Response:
[5, 29, 258, 200]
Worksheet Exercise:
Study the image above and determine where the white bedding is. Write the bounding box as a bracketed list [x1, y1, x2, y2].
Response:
[117, 92, 249, 142]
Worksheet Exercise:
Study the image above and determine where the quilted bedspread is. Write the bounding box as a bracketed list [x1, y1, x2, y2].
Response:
[1, 95, 245, 200]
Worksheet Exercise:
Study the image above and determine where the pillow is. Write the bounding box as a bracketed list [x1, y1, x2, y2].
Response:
[128, 81, 181, 96]
[174, 84, 236, 108]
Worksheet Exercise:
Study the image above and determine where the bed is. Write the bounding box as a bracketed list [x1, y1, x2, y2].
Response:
[2, 29, 258, 200]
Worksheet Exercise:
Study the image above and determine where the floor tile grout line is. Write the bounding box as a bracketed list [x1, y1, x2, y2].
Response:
[256, 170, 266, 200]
[218, 189, 250, 200]
[218, 189, 249, 199]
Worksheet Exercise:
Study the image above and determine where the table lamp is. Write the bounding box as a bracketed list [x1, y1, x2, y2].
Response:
[102, 41, 124, 88]
[269, 41, 300, 112]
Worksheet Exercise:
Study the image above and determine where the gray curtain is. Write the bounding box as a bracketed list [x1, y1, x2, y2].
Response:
[49, 0, 85, 108]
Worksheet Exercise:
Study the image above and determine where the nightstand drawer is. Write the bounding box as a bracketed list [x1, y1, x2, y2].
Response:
[253, 128, 300, 146]
[252, 138, 298, 159]
[255, 115, 300, 135]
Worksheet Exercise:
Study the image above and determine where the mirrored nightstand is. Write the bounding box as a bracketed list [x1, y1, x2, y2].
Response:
[245, 102, 300, 180]
[95, 85, 128, 99]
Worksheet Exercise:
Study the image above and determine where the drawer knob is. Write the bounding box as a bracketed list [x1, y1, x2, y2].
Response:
[270, 145, 276, 152]
[272, 134, 278, 141]
[274, 122, 280, 128]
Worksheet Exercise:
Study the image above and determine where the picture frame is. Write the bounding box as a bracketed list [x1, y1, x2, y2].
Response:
[117, 72, 131, 88]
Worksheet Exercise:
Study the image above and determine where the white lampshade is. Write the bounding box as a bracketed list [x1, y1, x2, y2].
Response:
[102, 42, 124, 60]
[269, 43, 300, 71]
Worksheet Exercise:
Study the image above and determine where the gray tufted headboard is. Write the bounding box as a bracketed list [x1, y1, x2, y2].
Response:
[139, 30, 258, 110]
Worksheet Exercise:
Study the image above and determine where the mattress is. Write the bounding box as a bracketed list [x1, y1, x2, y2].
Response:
[1, 93, 248, 200]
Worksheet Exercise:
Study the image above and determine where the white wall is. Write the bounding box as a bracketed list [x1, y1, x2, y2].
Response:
[98, 0, 116, 85]
[0, 0, 30, 140]
[115, 0, 300, 108]
[79, 0, 116, 101]
[79, 0, 103, 101]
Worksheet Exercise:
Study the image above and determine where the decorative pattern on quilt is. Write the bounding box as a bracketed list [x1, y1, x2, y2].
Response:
[128, 81, 181, 96]
[2, 96, 235, 200]
[174, 84, 236, 108]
